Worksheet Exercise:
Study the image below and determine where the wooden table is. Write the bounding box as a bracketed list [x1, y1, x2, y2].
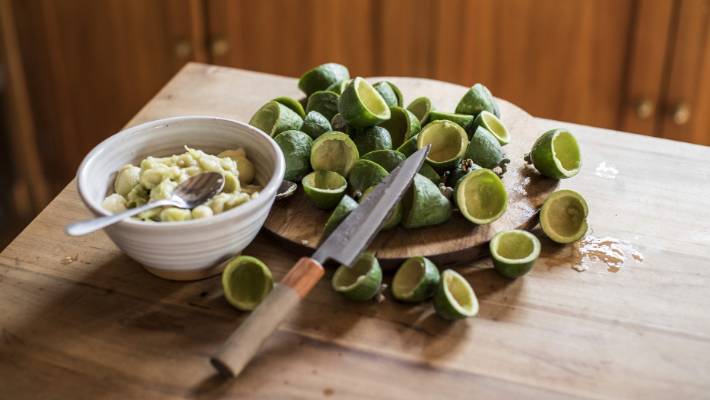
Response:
[2, 63, 709, 399]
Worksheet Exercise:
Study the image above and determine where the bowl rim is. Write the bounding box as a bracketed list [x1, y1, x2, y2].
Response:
[76, 115, 285, 230]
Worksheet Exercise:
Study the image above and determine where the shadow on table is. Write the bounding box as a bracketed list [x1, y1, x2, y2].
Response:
[0, 251, 242, 399]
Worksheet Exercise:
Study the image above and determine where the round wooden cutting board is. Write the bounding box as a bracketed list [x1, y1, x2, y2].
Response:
[263, 77, 558, 267]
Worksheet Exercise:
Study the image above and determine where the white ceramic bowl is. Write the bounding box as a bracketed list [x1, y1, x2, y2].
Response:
[76, 116, 285, 280]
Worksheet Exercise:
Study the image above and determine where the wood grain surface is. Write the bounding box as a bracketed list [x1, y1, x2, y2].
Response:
[264, 77, 557, 265]
[1, 64, 710, 400]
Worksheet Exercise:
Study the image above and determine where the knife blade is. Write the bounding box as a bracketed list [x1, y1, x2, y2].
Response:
[312, 144, 430, 266]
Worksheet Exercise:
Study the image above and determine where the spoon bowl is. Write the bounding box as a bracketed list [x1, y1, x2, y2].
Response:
[66, 172, 225, 236]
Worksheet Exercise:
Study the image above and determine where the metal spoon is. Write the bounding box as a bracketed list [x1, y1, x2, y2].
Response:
[275, 180, 297, 200]
[65, 172, 225, 236]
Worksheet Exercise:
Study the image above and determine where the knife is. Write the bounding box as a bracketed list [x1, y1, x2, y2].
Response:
[210, 145, 431, 378]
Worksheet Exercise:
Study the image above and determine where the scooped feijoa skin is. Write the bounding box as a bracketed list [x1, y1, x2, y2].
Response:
[379, 106, 421, 148]
[401, 174, 452, 228]
[433, 269, 478, 320]
[306, 90, 340, 121]
[490, 230, 541, 278]
[339, 77, 391, 128]
[373, 81, 404, 107]
[332, 253, 383, 301]
[426, 111, 475, 131]
[539, 189, 589, 243]
[249, 101, 303, 137]
[298, 63, 350, 96]
[455, 168, 508, 225]
[406, 96, 433, 124]
[392, 256, 441, 303]
[273, 96, 306, 118]
[417, 120, 469, 170]
[301, 170, 347, 210]
[526, 129, 582, 179]
[310, 131, 359, 177]
[222, 255, 273, 311]
[348, 159, 389, 197]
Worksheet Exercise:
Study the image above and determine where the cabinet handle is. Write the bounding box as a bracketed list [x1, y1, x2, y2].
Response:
[174, 40, 193, 59]
[635, 99, 655, 120]
[672, 102, 690, 125]
[211, 38, 229, 57]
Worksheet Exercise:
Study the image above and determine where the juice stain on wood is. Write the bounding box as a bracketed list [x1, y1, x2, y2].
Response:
[542, 235, 643, 272]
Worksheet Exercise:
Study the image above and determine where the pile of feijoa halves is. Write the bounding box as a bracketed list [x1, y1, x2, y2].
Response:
[240, 62, 590, 320]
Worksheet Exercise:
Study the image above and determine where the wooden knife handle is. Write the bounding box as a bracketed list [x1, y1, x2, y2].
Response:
[210, 257, 324, 378]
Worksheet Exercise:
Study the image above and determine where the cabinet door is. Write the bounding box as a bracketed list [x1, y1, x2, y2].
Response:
[11, 0, 198, 189]
[206, 0, 377, 78]
[658, 0, 710, 145]
[209, 0, 638, 132]
[427, 0, 636, 130]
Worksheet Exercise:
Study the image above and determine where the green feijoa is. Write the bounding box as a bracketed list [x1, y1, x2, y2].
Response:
[360, 186, 401, 230]
[273, 96, 306, 118]
[361, 149, 406, 172]
[306, 90, 340, 121]
[301, 111, 332, 139]
[379, 106, 421, 148]
[249, 101, 303, 136]
[298, 63, 350, 96]
[373, 81, 404, 107]
[446, 158, 482, 187]
[348, 159, 389, 197]
[401, 174, 452, 229]
[455, 83, 500, 117]
[323, 195, 358, 238]
[419, 163, 441, 184]
[273, 130, 313, 181]
[350, 126, 392, 155]
[396, 134, 419, 156]
[465, 126, 510, 173]
[406, 96, 433, 123]
[339, 77, 391, 128]
[426, 111, 475, 131]
[326, 79, 350, 95]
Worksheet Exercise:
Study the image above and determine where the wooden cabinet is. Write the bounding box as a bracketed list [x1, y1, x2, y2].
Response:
[4, 0, 710, 196]
[8, 0, 203, 192]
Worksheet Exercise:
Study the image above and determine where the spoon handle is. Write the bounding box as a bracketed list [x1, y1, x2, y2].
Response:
[65, 199, 175, 236]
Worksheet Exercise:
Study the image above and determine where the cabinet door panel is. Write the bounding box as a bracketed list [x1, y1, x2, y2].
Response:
[431, 0, 636, 129]
[207, 0, 377, 77]
[659, 0, 710, 145]
[11, 0, 194, 187]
